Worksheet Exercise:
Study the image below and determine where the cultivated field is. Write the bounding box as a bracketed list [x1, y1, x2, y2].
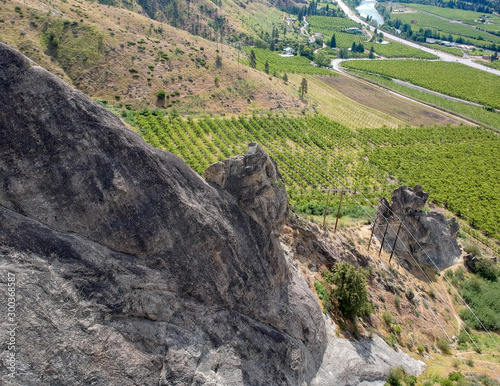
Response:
[135, 112, 500, 243]
[317, 74, 467, 126]
[342, 60, 500, 109]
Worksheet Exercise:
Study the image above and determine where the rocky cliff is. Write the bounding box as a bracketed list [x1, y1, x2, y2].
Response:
[374, 185, 461, 268]
[0, 42, 424, 385]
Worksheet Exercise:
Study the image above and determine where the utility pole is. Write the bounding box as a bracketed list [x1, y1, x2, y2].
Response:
[367, 218, 377, 251]
[378, 221, 390, 257]
[321, 188, 350, 230]
[389, 221, 403, 265]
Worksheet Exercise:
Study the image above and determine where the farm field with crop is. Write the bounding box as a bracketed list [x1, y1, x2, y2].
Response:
[404, 3, 500, 32]
[307, 16, 370, 48]
[287, 74, 407, 128]
[348, 71, 500, 129]
[342, 60, 500, 109]
[390, 12, 500, 47]
[369, 41, 438, 59]
[135, 112, 500, 243]
[316, 74, 465, 126]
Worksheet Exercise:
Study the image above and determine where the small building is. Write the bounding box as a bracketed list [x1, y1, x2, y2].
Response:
[482, 55, 491, 60]
[439, 41, 457, 47]
[345, 27, 361, 34]
[312, 32, 323, 37]
[280, 47, 295, 57]
[286, 17, 296, 21]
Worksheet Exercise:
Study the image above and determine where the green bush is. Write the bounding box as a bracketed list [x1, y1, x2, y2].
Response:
[473, 258, 499, 281]
[156, 90, 166, 99]
[459, 276, 500, 330]
[383, 311, 394, 325]
[386, 367, 404, 386]
[314, 280, 327, 300]
[437, 337, 452, 354]
[392, 324, 402, 334]
[417, 345, 425, 354]
[322, 261, 371, 319]
[448, 371, 464, 382]
[385, 333, 398, 348]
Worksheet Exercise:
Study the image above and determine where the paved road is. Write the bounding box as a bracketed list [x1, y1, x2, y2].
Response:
[336, 0, 500, 76]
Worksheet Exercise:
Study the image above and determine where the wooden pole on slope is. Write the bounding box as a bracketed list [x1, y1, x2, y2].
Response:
[322, 189, 331, 228]
[321, 189, 351, 229]
[389, 221, 403, 265]
[378, 221, 390, 257]
[334, 191, 345, 233]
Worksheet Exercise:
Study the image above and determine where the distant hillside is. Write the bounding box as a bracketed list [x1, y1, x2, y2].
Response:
[91, 0, 297, 41]
[0, 0, 303, 112]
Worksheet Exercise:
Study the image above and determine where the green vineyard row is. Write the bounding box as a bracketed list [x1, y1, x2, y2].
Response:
[135, 112, 500, 243]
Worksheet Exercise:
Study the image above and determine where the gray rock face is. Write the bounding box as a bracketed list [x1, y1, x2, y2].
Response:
[0, 43, 426, 385]
[310, 316, 426, 386]
[204, 142, 289, 235]
[0, 42, 326, 385]
[374, 185, 461, 268]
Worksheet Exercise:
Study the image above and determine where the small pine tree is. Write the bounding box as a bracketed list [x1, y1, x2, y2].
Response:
[250, 50, 257, 69]
[322, 261, 371, 319]
[330, 34, 336, 49]
[300, 77, 308, 99]
[265, 60, 270, 74]
[283, 72, 288, 83]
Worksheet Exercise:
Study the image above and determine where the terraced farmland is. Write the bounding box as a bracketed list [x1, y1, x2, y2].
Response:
[135, 112, 500, 244]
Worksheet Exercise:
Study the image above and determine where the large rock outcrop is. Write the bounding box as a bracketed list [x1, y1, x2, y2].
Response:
[374, 185, 461, 268]
[0, 42, 326, 385]
[0, 43, 425, 385]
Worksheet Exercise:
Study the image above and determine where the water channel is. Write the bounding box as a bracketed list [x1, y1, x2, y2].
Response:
[356, 0, 384, 26]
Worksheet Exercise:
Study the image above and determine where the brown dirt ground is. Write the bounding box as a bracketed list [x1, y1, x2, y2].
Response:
[317, 74, 470, 127]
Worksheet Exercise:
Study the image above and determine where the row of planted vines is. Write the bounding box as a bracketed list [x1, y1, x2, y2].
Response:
[135, 111, 500, 243]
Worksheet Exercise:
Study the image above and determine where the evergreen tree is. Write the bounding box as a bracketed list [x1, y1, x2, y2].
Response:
[250, 50, 257, 69]
[322, 261, 371, 319]
[283, 72, 288, 83]
[265, 60, 270, 74]
[351, 42, 356, 52]
[300, 77, 308, 99]
[330, 34, 336, 49]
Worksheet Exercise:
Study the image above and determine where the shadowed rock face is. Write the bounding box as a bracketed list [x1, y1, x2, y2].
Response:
[0, 42, 326, 385]
[374, 185, 461, 268]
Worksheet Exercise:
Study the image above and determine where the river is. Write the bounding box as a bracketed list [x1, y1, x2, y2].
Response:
[356, 0, 384, 26]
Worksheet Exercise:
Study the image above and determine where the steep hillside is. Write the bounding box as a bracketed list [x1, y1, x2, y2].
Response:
[0, 42, 425, 385]
[0, 0, 303, 112]
[91, 0, 293, 41]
